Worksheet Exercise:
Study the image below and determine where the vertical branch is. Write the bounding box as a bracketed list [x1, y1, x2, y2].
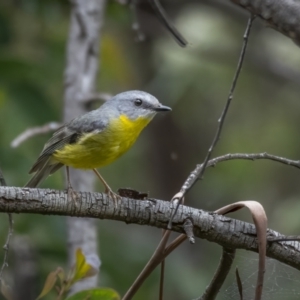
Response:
[198, 248, 236, 300]
[168, 14, 256, 228]
[159, 259, 165, 300]
[0, 169, 13, 285]
[182, 14, 255, 194]
[123, 231, 172, 300]
[0, 214, 13, 280]
[64, 0, 106, 292]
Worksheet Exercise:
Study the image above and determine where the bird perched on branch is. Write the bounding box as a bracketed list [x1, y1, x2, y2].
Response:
[25, 90, 171, 206]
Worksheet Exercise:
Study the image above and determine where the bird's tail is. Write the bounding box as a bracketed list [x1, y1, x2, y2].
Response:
[25, 158, 63, 188]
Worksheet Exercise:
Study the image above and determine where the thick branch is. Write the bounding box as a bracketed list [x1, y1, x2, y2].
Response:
[231, 0, 300, 46]
[0, 186, 300, 271]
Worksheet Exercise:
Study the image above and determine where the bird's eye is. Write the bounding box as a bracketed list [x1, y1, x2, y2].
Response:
[134, 99, 143, 106]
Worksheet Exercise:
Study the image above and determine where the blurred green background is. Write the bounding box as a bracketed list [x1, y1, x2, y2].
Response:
[1, 1, 300, 299]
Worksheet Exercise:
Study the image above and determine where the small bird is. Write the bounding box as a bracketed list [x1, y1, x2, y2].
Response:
[25, 90, 171, 205]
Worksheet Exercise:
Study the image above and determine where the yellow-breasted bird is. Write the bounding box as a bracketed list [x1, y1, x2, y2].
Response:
[25, 90, 171, 204]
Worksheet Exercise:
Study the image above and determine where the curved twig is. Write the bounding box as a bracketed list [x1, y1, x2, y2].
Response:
[149, 0, 188, 47]
[11, 122, 61, 148]
[198, 248, 236, 300]
[168, 15, 256, 229]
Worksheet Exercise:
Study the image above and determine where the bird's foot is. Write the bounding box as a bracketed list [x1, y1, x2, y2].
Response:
[105, 188, 121, 208]
[66, 185, 79, 207]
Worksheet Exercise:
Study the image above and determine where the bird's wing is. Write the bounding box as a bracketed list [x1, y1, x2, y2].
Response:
[29, 126, 79, 174]
[29, 110, 109, 174]
[29, 110, 107, 174]
[67, 108, 109, 134]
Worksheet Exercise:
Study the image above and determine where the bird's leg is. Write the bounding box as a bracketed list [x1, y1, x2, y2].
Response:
[66, 166, 78, 206]
[93, 168, 120, 207]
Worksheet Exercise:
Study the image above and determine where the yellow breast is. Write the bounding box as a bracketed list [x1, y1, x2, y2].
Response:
[52, 114, 152, 169]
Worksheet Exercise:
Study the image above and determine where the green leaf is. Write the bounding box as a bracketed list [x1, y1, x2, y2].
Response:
[71, 249, 98, 284]
[36, 267, 64, 300]
[65, 288, 120, 300]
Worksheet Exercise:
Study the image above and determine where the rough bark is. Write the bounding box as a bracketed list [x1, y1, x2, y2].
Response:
[63, 0, 106, 291]
[1, 186, 300, 272]
[231, 0, 300, 45]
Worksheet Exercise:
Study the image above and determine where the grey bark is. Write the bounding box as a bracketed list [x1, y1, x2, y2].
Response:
[231, 0, 300, 45]
[63, 0, 106, 291]
[1, 186, 300, 272]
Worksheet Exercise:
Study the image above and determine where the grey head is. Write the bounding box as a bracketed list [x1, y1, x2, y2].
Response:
[103, 90, 171, 120]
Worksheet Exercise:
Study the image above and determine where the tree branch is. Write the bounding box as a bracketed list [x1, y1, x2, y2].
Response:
[179, 15, 255, 196]
[11, 122, 61, 148]
[205, 152, 300, 169]
[148, 0, 188, 47]
[0, 169, 13, 287]
[1, 186, 300, 271]
[198, 248, 236, 300]
[231, 0, 300, 46]
[168, 15, 255, 228]
[63, 0, 106, 292]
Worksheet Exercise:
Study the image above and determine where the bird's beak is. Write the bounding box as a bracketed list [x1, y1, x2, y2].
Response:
[154, 104, 172, 112]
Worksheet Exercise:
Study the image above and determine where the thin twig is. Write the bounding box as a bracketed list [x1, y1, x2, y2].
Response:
[236, 267, 243, 300]
[11, 122, 61, 148]
[148, 0, 188, 47]
[123, 230, 171, 300]
[168, 15, 256, 229]
[167, 152, 300, 193]
[159, 259, 165, 300]
[206, 152, 300, 169]
[0, 169, 13, 285]
[164, 234, 187, 255]
[167, 151, 300, 218]
[183, 15, 256, 192]
[159, 229, 166, 300]
[268, 235, 300, 242]
[198, 248, 236, 300]
[127, 148, 300, 297]
[183, 218, 195, 244]
[155, 232, 188, 300]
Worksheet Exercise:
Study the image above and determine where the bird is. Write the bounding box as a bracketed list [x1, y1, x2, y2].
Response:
[25, 90, 171, 205]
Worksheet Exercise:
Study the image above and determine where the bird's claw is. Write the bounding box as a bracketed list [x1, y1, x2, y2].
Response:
[67, 186, 79, 207]
[105, 188, 121, 208]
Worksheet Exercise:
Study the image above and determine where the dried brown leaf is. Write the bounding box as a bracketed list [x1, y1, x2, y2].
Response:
[36, 267, 64, 300]
[215, 201, 267, 300]
[0, 279, 13, 300]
